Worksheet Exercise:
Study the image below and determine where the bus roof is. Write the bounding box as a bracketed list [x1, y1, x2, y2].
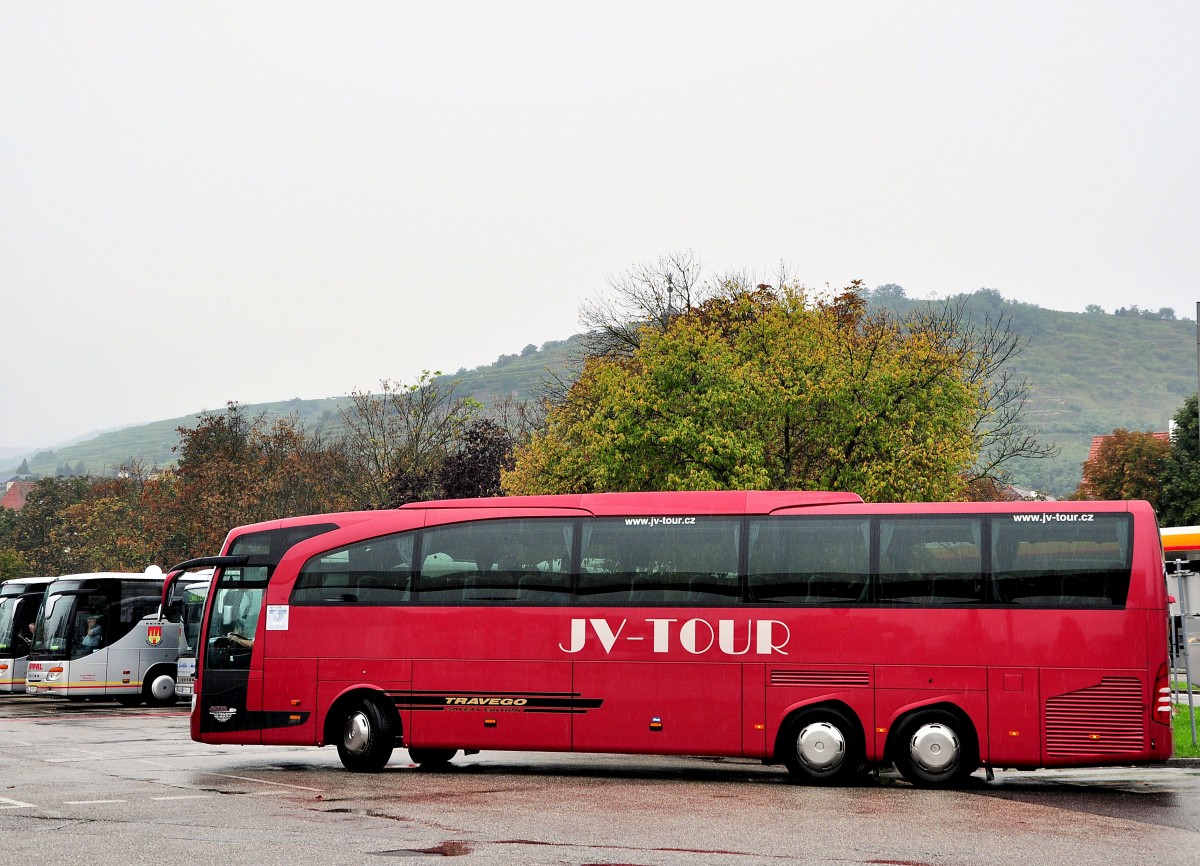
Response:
[399, 490, 865, 516]
[0, 575, 55, 594]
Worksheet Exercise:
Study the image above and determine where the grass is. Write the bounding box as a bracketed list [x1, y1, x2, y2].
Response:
[1174, 705, 1200, 758]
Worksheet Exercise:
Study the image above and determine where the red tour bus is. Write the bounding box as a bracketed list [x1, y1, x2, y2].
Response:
[178, 491, 1172, 787]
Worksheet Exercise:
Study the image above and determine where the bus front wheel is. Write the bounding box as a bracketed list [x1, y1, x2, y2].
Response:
[337, 698, 395, 772]
[779, 706, 864, 785]
[143, 669, 178, 707]
[892, 710, 979, 789]
[408, 748, 457, 767]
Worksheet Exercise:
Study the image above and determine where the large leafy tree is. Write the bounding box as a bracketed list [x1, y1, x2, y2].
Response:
[1069, 428, 1170, 508]
[8, 476, 93, 573]
[148, 404, 360, 564]
[1159, 394, 1200, 526]
[504, 285, 984, 501]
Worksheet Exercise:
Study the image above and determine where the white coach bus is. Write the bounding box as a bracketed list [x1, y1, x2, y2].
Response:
[25, 569, 184, 706]
[0, 576, 55, 693]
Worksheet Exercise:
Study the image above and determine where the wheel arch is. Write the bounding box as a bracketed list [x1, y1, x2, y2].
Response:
[141, 662, 178, 702]
[321, 686, 401, 748]
[771, 698, 866, 765]
[883, 700, 979, 764]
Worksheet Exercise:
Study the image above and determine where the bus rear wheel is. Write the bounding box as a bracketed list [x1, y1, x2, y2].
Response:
[337, 697, 395, 772]
[408, 748, 458, 767]
[779, 706, 864, 785]
[892, 709, 979, 789]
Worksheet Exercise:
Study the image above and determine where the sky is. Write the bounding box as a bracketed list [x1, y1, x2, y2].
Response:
[2, 1, 1199, 450]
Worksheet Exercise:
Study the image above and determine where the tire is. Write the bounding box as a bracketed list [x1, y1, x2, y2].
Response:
[408, 748, 458, 767]
[779, 706, 865, 785]
[337, 698, 396, 772]
[892, 709, 979, 789]
[143, 670, 178, 707]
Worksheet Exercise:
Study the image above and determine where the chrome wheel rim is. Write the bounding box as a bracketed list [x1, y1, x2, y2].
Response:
[342, 711, 371, 756]
[908, 722, 960, 773]
[796, 721, 846, 772]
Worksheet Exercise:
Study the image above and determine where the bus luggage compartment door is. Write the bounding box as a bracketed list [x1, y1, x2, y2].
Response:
[408, 659, 572, 752]
[986, 667, 1040, 767]
[571, 661, 742, 756]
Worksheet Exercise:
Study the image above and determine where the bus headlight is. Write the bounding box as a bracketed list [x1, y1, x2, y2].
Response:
[47, 666, 64, 681]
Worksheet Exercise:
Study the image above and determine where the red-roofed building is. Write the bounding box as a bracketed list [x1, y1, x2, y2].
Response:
[0, 480, 36, 511]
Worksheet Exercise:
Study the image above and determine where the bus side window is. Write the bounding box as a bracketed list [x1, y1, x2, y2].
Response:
[990, 515, 1131, 606]
[748, 518, 869, 605]
[293, 532, 414, 605]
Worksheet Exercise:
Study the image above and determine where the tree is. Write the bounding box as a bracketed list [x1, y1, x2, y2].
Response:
[578, 250, 705, 360]
[572, 259, 1052, 494]
[505, 284, 987, 501]
[438, 419, 514, 500]
[53, 474, 157, 571]
[9, 476, 93, 573]
[1159, 395, 1200, 526]
[339, 372, 480, 508]
[1069, 429, 1169, 508]
[149, 404, 359, 564]
[0, 547, 30, 580]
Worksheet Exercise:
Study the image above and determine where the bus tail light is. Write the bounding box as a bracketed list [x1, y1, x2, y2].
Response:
[47, 666, 64, 681]
[1153, 662, 1172, 721]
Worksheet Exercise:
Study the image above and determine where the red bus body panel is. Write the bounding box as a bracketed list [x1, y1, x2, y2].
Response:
[194, 494, 1173, 772]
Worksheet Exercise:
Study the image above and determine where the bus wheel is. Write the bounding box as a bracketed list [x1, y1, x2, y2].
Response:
[143, 670, 178, 707]
[893, 710, 979, 789]
[408, 748, 458, 767]
[337, 698, 395, 772]
[780, 706, 864, 785]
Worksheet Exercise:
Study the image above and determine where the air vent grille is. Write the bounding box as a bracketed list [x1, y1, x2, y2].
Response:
[1045, 677, 1144, 756]
[770, 669, 870, 688]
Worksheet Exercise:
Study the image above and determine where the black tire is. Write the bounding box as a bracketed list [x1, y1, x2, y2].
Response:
[337, 698, 396, 772]
[892, 709, 979, 789]
[408, 748, 458, 767]
[779, 706, 865, 785]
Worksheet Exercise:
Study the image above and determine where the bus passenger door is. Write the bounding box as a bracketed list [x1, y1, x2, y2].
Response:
[407, 660, 573, 752]
[196, 587, 264, 745]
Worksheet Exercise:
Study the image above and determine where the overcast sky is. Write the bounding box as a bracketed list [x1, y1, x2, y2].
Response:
[2, 1, 1198, 450]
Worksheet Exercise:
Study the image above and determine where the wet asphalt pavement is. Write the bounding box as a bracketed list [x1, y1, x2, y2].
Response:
[1, 695, 1199, 865]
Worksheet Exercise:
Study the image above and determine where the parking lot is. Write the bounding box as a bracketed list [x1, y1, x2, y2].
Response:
[2, 695, 1199, 865]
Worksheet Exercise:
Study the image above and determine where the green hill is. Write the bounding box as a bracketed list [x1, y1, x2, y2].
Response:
[7, 335, 585, 481]
[6, 299, 1196, 498]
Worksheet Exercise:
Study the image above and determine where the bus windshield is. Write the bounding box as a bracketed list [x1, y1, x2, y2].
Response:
[202, 523, 339, 670]
[33, 583, 99, 660]
[206, 567, 267, 669]
[0, 594, 24, 654]
[178, 581, 210, 654]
